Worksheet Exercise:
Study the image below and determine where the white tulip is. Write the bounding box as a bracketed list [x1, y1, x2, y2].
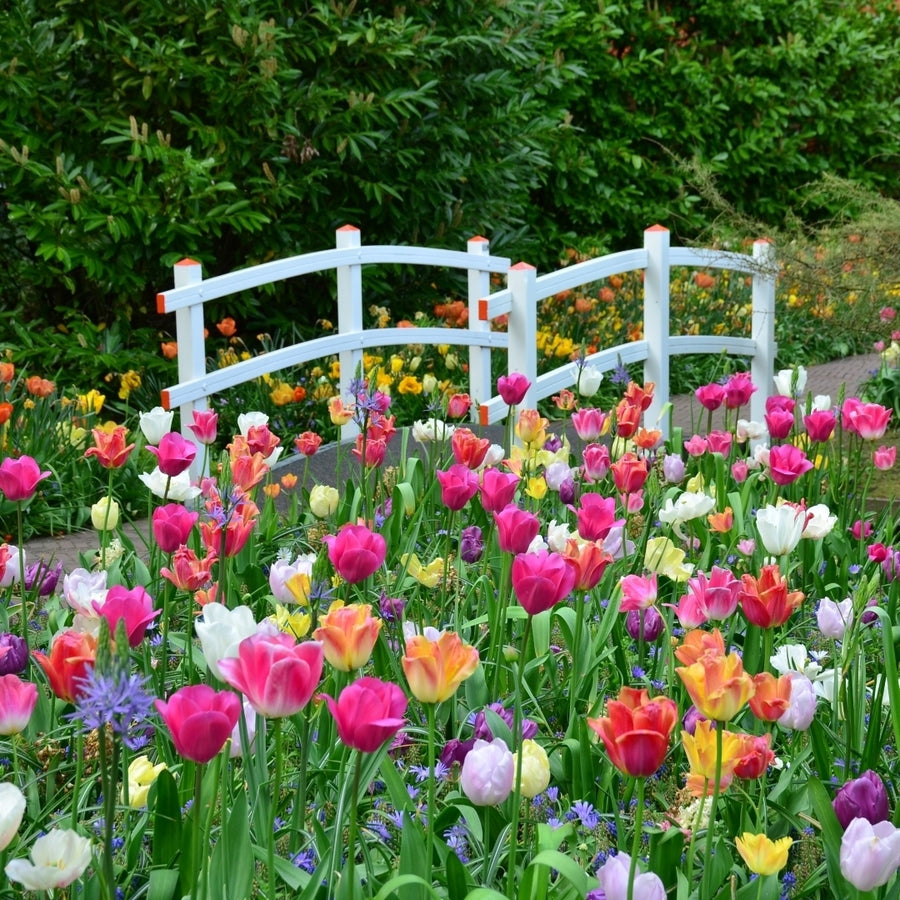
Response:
[0, 782, 26, 851]
[138, 406, 174, 444]
[5, 828, 92, 891]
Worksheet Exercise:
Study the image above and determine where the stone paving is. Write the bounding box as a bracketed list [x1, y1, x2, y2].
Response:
[23, 352, 885, 575]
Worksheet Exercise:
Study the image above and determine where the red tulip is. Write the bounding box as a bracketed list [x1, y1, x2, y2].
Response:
[588, 686, 678, 777]
[152, 503, 199, 553]
[324, 524, 386, 583]
[511, 549, 577, 615]
[610, 452, 649, 494]
[446, 393, 472, 420]
[218, 632, 323, 719]
[93, 585, 160, 647]
[160, 546, 215, 591]
[739, 564, 804, 629]
[146, 432, 197, 477]
[294, 431, 323, 457]
[322, 676, 407, 753]
[155, 684, 242, 763]
[32, 631, 97, 703]
[451, 428, 491, 469]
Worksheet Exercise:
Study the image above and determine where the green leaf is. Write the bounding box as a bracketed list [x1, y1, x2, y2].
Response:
[150, 769, 182, 868]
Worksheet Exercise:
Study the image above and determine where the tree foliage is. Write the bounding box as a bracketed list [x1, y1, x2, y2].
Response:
[1, 0, 898, 330]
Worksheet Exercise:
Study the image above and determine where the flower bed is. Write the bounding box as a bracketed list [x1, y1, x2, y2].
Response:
[0, 359, 899, 900]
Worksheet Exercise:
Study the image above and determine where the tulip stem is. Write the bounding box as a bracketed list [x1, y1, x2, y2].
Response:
[15, 502, 27, 656]
[425, 702, 437, 888]
[568, 590, 587, 730]
[191, 762, 204, 900]
[506, 617, 531, 900]
[290, 711, 310, 853]
[268, 717, 283, 900]
[345, 749, 363, 897]
[701, 723, 724, 900]
[489, 553, 513, 698]
[627, 777, 646, 900]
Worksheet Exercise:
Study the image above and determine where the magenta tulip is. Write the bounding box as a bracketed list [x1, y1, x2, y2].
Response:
[93, 585, 160, 647]
[695, 383, 725, 411]
[803, 409, 837, 443]
[323, 524, 387, 583]
[493, 504, 541, 554]
[0, 673, 38, 735]
[152, 503, 199, 553]
[155, 684, 242, 763]
[322, 676, 407, 753]
[0, 456, 51, 503]
[497, 373, 530, 406]
[146, 432, 198, 477]
[511, 549, 577, 615]
[479, 468, 520, 513]
[217, 633, 323, 719]
[573, 493, 623, 542]
[436, 464, 480, 511]
[768, 444, 814, 485]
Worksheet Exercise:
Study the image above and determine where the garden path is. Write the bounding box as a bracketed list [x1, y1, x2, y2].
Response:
[23, 353, 883, 575]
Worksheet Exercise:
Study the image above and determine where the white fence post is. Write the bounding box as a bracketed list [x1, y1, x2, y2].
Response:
[643, 226, 671, 434]
[168, 258, 207, 481]
[336, 225, 363, 443]
[750, 239, 777, 425]
[507, 262, 538, 411]
[467, 236, 492, 418]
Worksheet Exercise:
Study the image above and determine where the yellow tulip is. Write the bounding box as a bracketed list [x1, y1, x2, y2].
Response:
[735, 832, 793, 876]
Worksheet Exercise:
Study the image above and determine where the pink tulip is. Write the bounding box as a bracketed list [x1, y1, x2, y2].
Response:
[436, 464, 480, 511]
[218, 632, 323, 719]
[511, 549, 577, 615]
[0, 673, 38, 735]
[684, 434, 708, 457]
[619, 573, 657, 611]
[685, 566, 741, 621]
[723, 372, 757, 409]
[571, 408, 608, 441]
[765, 407, 794, 441]
[768, 444, 814, 485]
[493, 504, 541, 554]
[695, 382, 725, 411]
[497, 373, 531, 406]
[706, 431, 733, 457]
[0, 456, 51, 503]
[573, 493, 623, 542]
[186, 409, 219, 445]
[146, 432, 198, 477]
[803, 409, 837, 443]
[155, 684, 242, 763]
[479, 468, 520, 513]
[323, 524, 386, 583]
[93, 585, 160, 647]
[152, 503, 199, 553]
[874, 445, 897, 471]
[842, 398, 892, 440]
[322, 676, 407, 753]
[582, 443, 610, 482]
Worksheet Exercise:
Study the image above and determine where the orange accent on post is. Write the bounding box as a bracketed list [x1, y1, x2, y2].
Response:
[754, 237, 774, 245]
[156, 293, 167, 314]
[160, 390, 172, 411]
[479, 405, 489, 427]
[479, 299, 489, 321]
[645, 224, 669, 233]
[468, 236, 489, 243]
[510, 261, 536, 271]
[337, 224, 360, 232]
[175, 258, 200, 266]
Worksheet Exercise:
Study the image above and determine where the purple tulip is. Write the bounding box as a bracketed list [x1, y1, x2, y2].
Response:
[682, 705, 706, 736]
[0, 633, 28, 676]
[473, 703, 538, 742]
[460, 526, 484, 564]
[834, 770, 890, 829]
[24, 560, 64, 596]
[625, 606, 663, 642]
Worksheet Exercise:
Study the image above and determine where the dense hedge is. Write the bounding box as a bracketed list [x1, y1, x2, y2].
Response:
[1, 0, 898, 332]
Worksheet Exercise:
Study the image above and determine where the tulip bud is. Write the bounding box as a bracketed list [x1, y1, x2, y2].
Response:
[833, 770, 890, 829]
[625, 606, 663, 642]
[309, 484, 339, 518]
[460, 738, 514, 806]
[514, 739, 550, 798]
[91, 496, 120, 531]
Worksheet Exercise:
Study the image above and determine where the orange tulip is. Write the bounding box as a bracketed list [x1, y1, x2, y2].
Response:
[614, 399, 642, 438]
[160, 341, 178, 360]
[313, 601, 382, 672]
[562, 538, 613, 591]
[682, 720, 744, 796]
[230, 454, 269, 494]
[748, 671, 792, 722]
[707, 507, 734, 533]
[733, 732, 775, 779]
[739, 564, 804, 628]
[676, 647, 755, 722]
[587, 686, 678, 777]
[32, 630, 98, 703]
[25, 375, 55, 398]
[84, 425, 136, 469]
[328, 397, 354, 426]
[402, 631, 479, 704]
[516, 409, 548, 446]
[0, 402, 12, 425]
[674, 628, 725, 666]
[0, 362, 14, 383]
[450, 428, 491, 469]
[216, 316, 237, 337]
